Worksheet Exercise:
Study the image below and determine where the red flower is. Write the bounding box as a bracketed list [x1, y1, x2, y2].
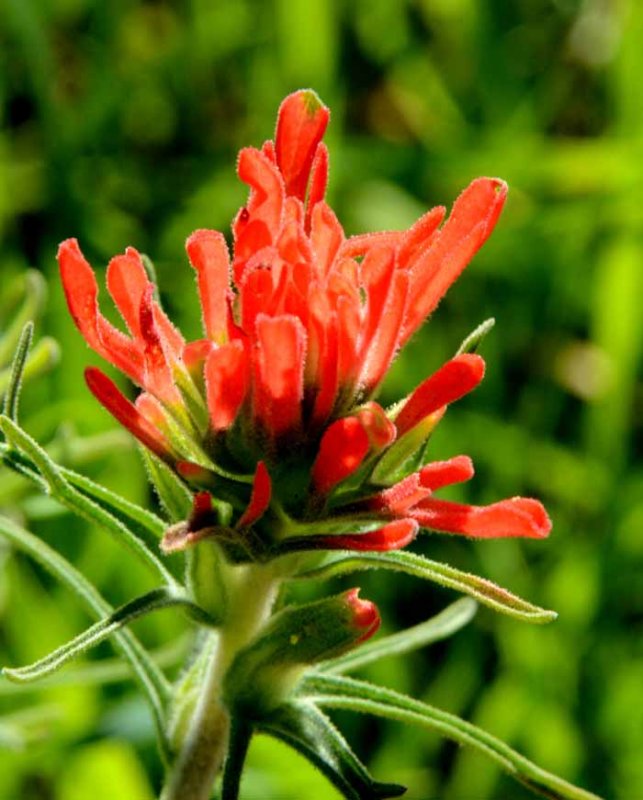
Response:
[58, 89, 550, 554]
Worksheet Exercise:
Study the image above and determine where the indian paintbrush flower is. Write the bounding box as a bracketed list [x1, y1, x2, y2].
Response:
[58, 89, 550, 565]
[0, 87, 599, 800]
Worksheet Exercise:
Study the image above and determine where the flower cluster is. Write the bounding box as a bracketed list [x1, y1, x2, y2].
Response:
[58, 89, 550, 562]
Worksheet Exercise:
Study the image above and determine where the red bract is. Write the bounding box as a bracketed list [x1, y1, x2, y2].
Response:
[344, 588, 381, 642]
[58, 89, 551, 557]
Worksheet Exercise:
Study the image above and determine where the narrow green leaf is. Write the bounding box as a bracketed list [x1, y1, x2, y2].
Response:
[258, 701, 406, 799]
[2, 321, 33, 421]
[0, 438, 166, 544]
[0, 440, 47, 490]
[0, 636, 190, 696]
[0, 514, 171, 754]
[0, 416, 175, 585]
[3, 588, 214, 684]
[455, 317, 496, 355]
[63, 466, 166, 543]
[319, 597, 477, 674]
[302, 674, 602, 800]
[294, 550, 557, 624]
[140, 448, 193, 523]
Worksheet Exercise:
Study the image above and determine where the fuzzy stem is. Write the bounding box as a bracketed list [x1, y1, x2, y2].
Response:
[160, 565, 278, 800]
[221, 717, 253, 800]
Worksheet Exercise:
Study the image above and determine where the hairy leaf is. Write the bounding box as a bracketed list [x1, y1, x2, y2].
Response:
[3, 588, 214, 684]
[295, 550, 556, 624]
[302, 674, 602, 800]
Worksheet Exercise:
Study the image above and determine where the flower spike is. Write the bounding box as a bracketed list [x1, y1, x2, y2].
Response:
[60, 91, 550, 560]
[46, 89, 584, 800]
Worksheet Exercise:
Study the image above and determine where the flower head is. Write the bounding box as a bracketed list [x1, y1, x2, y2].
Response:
[58, 89, 550, 559]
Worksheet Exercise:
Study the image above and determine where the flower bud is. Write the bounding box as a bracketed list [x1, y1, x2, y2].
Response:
[223, 589, 379, 718]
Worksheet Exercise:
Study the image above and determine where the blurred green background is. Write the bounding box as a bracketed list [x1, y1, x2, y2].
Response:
[1, 0, 641, 798]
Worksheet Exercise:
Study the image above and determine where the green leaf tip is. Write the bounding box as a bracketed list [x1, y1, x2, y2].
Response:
[456, 317, 496, 356]
[300, 88, 325, 115]
[2, 321, 33, 421]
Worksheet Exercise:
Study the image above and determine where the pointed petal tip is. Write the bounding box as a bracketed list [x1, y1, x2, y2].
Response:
[84, 367, 173, 462]
[456, 351, 486, 377]
[236, 461, 272, 528]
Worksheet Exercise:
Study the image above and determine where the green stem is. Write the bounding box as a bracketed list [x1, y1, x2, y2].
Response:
[221, 717, 253, 800]
[160, 565, 279, 800]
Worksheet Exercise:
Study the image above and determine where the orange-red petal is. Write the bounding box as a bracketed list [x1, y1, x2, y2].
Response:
[411, 496, 552, 539]
[253, 314, 306, 437]
[275, 89, 330, 201]
[139, 286, 181, 404]
[310, 201, 344, 277]
[312, 416, 370, 494]
[368, 474, 431, 514]
[318, 519, 419, 552]
[236, 461, 272, 528]
[58, 239, 144, 384]
[305, 141, 329, 231]
[395, 354, 485, 436]
[204, 340, 249, 430]
[401, 178, 507, 342]
[84, 367, 173, 461]
[419, 456, 475, 491]
[186, 229, 231, 343]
